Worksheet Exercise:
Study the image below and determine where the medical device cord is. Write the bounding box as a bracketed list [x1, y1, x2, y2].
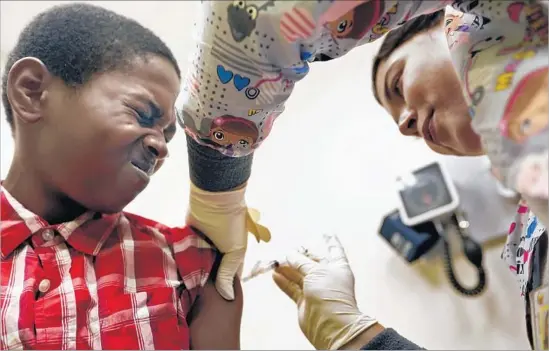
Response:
[441, 213, 486, 297]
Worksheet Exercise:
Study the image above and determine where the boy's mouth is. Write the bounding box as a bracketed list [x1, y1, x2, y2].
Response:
[130, 159, 155, 176]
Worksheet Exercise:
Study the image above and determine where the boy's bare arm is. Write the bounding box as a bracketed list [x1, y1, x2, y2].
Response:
[188, 277, 244, 349]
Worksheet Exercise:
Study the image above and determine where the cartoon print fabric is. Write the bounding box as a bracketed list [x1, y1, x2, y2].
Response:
[444, 1, 548, 206]
[180, 0, 442, 157]
[181, 1, 547, 204]
[501, 201, 546, 296]
[180, 0, 549, 300]
[181, 1, 548, 204]
[443, 6, 548, 297]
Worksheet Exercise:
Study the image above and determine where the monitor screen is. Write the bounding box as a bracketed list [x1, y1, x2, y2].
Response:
[397, 163, 453, 219]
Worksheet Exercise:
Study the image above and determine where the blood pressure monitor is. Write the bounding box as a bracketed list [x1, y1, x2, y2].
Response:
[396, 161, 460, 227]
[380, 159, 515, 297]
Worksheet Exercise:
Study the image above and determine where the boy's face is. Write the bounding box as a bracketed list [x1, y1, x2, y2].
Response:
[374, 25, 484, 156]
[7, 55, 180, 213]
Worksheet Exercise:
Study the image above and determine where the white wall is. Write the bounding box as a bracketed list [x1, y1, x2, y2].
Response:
[1, 2, 530, 349]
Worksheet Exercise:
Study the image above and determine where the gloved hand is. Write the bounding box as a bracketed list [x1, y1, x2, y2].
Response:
[186, 182, 271, 300]
[272, 234, 379, 350]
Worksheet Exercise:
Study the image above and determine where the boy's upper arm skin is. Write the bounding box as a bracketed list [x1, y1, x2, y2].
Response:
[188, 277, 244, 350]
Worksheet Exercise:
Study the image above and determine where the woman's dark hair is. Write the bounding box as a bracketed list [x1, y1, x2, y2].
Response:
[2, 3, 180, 131]
[371, 10, 445, 104]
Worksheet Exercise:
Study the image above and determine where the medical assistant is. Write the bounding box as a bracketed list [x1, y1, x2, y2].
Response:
[181, 1, 548, 348]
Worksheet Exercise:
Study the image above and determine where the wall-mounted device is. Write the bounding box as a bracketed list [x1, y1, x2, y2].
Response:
[395, 162, 460, 227]
[379, 161, 486, 297]
[379, 210, 440, 263]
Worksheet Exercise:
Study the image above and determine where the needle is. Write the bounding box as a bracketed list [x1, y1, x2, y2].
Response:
[241, 260, 280, 282]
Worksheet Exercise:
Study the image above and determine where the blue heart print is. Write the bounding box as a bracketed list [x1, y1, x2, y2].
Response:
[233, 74, 250, 91]
[217, 65, 233, 84]
[300, 51, 313, 61]
[292, 62, 309, 75]
[216, 64, 251, 91]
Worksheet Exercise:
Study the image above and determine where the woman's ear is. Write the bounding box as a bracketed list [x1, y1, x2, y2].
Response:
[6, 57, 52, 124]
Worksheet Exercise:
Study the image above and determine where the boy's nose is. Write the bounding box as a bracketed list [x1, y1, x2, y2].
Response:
[143, 134, 169, 160]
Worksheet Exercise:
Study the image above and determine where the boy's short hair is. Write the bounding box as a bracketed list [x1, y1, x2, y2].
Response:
[371, 10, 445, 104]
[2, 3, 181, 131]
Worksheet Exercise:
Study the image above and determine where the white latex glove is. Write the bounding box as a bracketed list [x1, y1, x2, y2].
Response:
[186, 182, 271, 300]
[272, 234, 378, 350]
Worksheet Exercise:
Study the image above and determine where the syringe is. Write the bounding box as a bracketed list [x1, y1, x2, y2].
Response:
[241, 260, 280, 282]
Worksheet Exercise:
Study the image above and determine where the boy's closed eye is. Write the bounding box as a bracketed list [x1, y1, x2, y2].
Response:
[126, 101, 176, 143]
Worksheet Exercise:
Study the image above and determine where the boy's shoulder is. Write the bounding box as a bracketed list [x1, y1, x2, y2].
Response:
[121, 211, 171, 232]
[119, 212, 218, 309]
[120, 211, 216, 249]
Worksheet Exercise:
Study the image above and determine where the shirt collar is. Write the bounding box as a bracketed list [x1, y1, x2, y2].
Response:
[1, 186, 120, 258]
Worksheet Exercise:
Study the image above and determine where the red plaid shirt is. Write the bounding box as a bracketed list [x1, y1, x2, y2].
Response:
[0, 187, 218, 350]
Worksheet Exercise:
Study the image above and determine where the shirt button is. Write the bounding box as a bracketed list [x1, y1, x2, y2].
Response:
[42, 230, 54, 241]
[38, 279, 51, 293]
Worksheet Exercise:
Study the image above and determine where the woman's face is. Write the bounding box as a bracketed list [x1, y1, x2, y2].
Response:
[374, 25, 484, 156]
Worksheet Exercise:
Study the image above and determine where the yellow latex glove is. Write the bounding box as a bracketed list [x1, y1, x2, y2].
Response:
[273, 234, 378, 350]
[186, 182, 270, 300]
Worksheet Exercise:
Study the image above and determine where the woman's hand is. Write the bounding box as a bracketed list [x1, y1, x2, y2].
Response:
[272, 234, 380, 350]
[186, 182, 271, 301]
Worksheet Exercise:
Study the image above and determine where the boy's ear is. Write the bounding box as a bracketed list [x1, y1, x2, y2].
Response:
[6, 57, 52, 124]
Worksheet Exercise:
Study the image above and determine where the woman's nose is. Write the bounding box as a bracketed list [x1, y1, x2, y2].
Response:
[143, 134, 169, 160]
[398, 111, 419, 136]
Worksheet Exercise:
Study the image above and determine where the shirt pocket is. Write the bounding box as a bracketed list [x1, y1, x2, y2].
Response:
[98, 287, 186, 349]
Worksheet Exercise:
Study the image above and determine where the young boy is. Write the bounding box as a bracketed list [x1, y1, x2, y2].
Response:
[0, 4, 242, 349]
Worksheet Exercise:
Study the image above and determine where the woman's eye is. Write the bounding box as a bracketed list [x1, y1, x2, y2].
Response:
[393, 77, 402, 97]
